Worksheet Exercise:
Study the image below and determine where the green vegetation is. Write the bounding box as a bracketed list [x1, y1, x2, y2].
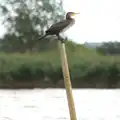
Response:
[0, 40, 120, 88]
[0, 0, 120, 88]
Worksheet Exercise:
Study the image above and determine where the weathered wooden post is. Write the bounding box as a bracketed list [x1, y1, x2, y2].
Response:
[58, 40, 77, 120]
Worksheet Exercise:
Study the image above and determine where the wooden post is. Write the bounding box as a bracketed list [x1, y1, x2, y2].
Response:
[58, 40, 77, 120]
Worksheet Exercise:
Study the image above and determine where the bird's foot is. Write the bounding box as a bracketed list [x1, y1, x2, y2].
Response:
[57, 34, 65, 43]
[60, 39, 65, 43]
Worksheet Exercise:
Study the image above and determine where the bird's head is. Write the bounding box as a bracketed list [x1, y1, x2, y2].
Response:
[66, 12, 80, 19]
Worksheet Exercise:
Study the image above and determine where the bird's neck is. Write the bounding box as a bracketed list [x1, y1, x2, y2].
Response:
[66, 17, 73, 20]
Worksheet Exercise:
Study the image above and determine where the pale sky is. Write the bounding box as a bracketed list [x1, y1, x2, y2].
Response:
[0, 0, 120, 44]
[63, 0, 120, 43]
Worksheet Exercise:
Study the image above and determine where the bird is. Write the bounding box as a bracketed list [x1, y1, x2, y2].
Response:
[38, 12, 80, 43]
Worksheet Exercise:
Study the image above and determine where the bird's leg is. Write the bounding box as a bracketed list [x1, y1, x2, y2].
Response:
[56, 34, 64, 43]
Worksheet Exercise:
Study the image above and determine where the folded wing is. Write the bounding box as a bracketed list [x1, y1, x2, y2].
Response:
[46, 19, 73, 34]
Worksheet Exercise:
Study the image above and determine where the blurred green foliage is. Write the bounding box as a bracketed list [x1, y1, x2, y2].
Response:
[0, 40, 119, 87]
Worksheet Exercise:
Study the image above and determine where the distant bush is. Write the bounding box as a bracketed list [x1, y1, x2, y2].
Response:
[96, 41, 120, 55]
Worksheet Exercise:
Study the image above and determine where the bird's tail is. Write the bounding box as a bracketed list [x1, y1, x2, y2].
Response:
[37, 34, 47, 40]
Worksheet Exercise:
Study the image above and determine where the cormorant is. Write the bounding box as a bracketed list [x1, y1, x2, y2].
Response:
[38, 12, 80, 42]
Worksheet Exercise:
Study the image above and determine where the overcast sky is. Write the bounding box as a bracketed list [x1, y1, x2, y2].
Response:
[0, 0, 120, 44]
[63, 0, 120, 43]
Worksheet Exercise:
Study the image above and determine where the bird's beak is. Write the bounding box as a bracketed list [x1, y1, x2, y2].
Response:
[75, 12, 80, 15]
[72, 12, 80, 16]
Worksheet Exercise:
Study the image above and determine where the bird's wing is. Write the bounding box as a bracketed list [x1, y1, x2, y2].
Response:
[46, 20, 71, 32]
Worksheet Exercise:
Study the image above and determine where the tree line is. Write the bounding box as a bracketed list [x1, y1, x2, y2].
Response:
[96, 41, 120, 55]
[0, 0, 65, 52]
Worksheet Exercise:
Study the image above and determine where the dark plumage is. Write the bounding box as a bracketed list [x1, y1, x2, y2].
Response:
[38, 12, 80, 42]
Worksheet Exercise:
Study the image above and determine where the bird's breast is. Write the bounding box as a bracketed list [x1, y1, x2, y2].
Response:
[61, 19, 75, 32]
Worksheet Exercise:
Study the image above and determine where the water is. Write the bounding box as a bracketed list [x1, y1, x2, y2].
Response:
[0, 89, 120, 120]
